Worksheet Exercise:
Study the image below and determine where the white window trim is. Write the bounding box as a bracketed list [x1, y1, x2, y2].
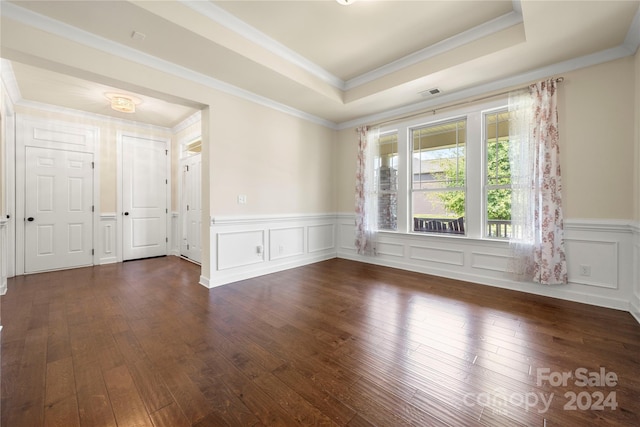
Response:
[378, 98, 508, 239]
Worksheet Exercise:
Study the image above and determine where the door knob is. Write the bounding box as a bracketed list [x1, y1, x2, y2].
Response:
[27, 217, 34, 222]
[124, 212, 129, 216]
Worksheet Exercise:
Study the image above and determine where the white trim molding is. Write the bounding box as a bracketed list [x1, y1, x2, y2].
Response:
[99, 213, 118, 265]
[207, 213, 337, 288]
[0, 219, 8, 295]
[337, 214, 638, 319]
[631, 222, 640, 324]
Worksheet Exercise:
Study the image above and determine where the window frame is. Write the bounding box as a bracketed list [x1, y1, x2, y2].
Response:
[376, 98, 508, 240]
[409, 116, 468, 236]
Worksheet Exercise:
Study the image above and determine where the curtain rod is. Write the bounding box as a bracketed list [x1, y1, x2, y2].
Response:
[364, 77, 564, 129]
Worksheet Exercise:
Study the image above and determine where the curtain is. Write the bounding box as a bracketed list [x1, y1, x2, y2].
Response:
[508, 79, 568, 285]
[355, 126, 380, 256]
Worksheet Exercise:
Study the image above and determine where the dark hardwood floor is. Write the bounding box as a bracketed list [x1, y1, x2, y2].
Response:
[1, 256, 639, 426]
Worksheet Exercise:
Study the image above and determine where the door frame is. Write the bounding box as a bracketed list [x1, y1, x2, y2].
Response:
[177, 132, 202, 262]
[179, 152, 202, 263]
[116, 131, 171, 262]
[15, 115, 100, 275]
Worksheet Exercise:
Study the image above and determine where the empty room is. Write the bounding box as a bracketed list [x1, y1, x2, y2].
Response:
[1, 1, 639, 426]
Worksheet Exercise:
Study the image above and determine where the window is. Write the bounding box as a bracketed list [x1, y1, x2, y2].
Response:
[377, 132, 398, 231]
[374, 99, 512, 240]
[484, 109, 512, 239]
[411, 118, 466, 235]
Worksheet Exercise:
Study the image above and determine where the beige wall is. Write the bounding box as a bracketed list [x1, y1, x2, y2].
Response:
[337, 57, 637, 221]
[560, 57, 635, 219]
[13, 105, 173, 213]
[209, 91, 336, 216]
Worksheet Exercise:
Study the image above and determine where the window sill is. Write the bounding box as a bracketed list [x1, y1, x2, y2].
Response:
[377, 229, 510, 246]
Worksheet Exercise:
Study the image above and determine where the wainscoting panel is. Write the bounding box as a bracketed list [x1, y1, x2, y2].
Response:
[208, 214, 336, 287]
[632, 224, 640, 324]
[308, 224, 335, 253]
[409, 245, 464, 266]
[337, 214, 636, 313]
[471, 251, 510, 273]
[99, 214, 117, 265]
[217, 230, 265, 271]
[377, 241, 404, 258]
[171, 212, 180, 256]
[565, 238, 618, 289]
[270, 227, 305, 261]
[0, 219, 8, 295]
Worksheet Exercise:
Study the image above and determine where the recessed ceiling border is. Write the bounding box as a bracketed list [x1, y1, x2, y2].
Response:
[182, 0, 524, 91]
[0, 1, 337, 129]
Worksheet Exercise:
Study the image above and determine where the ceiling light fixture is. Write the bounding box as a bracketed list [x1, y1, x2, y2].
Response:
[336, 0, 357, 5]
[105, 93, 140, 113]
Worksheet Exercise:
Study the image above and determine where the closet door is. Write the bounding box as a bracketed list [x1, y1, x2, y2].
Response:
[25, 147, 93, 272]
[121, 135, 168, 261]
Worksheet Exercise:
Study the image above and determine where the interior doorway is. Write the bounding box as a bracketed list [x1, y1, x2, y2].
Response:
[179, 137, 202, 264]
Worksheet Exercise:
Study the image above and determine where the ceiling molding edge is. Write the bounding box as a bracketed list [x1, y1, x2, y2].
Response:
[179, 0, 344, 89]
[182, 0, 525, 93]
[623, 3, 640, 54]
[172, 110, 202, 134]
[15, 98, 174, 133]
[0, 59, 22, 106]
[344, 8, 524, 90]
[337, 44, 637, 130]
[1, 2, 338, 130]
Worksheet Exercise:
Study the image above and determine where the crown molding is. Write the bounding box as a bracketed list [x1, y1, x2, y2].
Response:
[15, 99, 173, 133]
[344, 9, 524, 90]
[337, 44, 637, 130]
[181, 0, 525, 92]
[172, 110, 202, 134]
[179, 0, 344, 90]
[623, 2, 640, 54]
[0, 59, 21, 107]
[0, 2, 337, 129]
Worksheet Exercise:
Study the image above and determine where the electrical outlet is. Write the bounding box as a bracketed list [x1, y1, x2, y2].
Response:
[278, 245, 284, 255]
[237, 194, 247, 204]
[256, 245, 263, 255]
[579, 265, 591, 277]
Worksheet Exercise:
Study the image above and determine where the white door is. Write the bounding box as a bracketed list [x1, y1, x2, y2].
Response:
[122, 135, 168, 261]
[180, 154, 202, 263]
[25, 147, 94, 273]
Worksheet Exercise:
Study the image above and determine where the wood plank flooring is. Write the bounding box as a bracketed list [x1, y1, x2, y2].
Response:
[2, 256, 639, 426]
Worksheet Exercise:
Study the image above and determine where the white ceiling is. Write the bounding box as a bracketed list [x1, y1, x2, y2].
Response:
[1, 0, 639, 129]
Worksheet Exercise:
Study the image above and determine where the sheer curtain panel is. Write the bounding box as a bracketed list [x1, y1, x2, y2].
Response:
[355, 126, 380, 256]
[508, 79, 568, 285]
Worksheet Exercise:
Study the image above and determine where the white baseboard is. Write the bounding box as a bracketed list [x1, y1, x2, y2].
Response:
[631, 298, 640, 324]
[199, 275, 210, 288]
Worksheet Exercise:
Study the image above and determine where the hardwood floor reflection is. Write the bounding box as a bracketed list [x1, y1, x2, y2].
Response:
[2, 257, 639, 426]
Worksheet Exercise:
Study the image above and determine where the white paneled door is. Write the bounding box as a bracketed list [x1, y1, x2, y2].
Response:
[122, 135, 168, 261]
[25, 147, 94, 273]
[180, 154, 202, 263]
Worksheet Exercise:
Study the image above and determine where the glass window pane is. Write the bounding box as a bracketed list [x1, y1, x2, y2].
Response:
[378, 132, 398, 231]
[412, 190, 465, 235]
[485, 109, 512, 239]
[411, 119, 466, 191]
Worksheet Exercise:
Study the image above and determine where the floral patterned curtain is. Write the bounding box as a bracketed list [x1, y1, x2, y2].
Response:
[508, 79, 568, 285]
[355, 126, 380, 255]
